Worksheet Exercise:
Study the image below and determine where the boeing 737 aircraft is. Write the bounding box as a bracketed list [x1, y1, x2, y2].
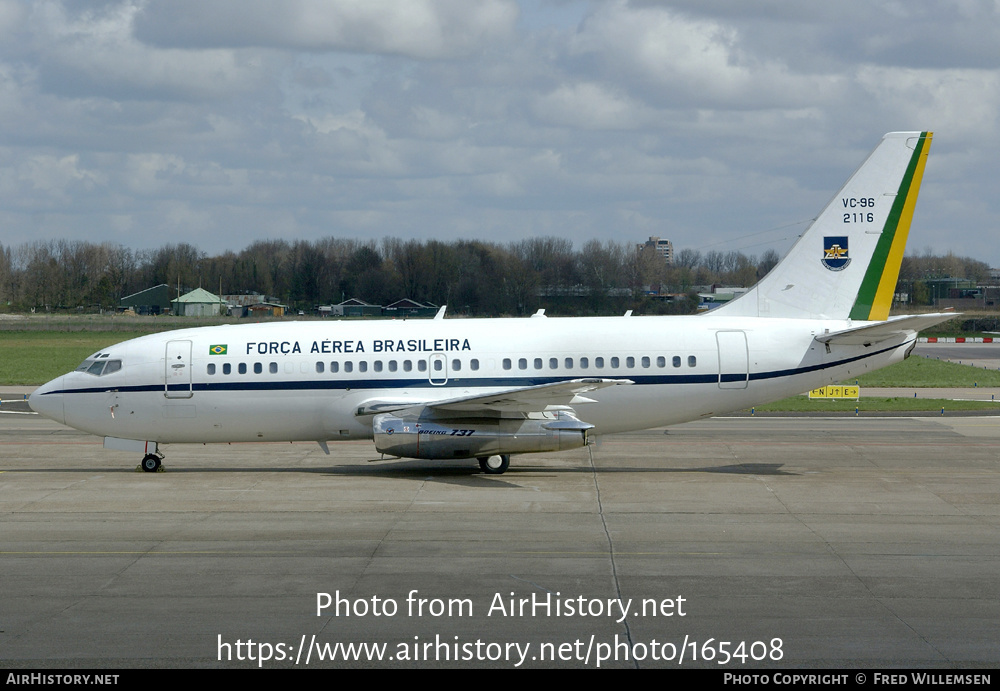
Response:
[30, 131, 952, 474]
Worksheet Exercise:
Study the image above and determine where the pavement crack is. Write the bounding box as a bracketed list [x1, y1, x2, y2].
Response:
[588, 447, 637, 670]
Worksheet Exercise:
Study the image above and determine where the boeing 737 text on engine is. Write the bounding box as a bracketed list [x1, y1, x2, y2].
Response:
[30, 132, 953, 474]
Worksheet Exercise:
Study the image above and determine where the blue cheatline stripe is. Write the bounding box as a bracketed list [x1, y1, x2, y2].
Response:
[43, 339, 910, 398]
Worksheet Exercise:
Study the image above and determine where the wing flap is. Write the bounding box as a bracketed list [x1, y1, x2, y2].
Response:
[355, 378, 632, 416]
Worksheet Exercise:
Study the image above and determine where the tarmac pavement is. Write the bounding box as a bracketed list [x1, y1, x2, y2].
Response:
[1, 408, 998, 668]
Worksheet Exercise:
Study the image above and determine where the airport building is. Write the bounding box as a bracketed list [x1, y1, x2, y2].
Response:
[119, 284, 173, 315]
[638, 236, 674, 264]
[170, 288, 226, 317]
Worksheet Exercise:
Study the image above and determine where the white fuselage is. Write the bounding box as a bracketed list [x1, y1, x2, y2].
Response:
[30, 314, 914, 446]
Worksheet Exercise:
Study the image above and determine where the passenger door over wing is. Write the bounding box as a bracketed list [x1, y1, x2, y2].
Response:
[717, 331, 749, 389]
[428, 353, 448, 386]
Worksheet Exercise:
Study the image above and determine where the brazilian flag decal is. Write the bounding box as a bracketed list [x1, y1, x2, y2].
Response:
[209, 344, 228, 355]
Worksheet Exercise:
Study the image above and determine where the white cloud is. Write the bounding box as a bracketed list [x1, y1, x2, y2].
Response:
[533, 82, 652, 130]
[568, 1, 845, 109]
[0, 0, 25, 32]
[294, 110, 407, 176]
[134, 0, 520, 60]
[856, 66, 1000, 142]
[0, 0, 996, 262]
[22, 154, 107, 200]
[124, 153, 186, 195]
[28, 1, 263, 100]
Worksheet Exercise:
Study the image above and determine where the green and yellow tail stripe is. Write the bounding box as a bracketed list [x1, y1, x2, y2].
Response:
[849, 132, 932, 321]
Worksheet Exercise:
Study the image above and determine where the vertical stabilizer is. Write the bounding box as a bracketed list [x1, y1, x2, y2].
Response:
[713, 132, 932, 320]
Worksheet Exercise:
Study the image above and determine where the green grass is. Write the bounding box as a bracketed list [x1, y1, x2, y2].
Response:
[843, 355, 1000, 388]
[0, 331, 151, 386]
[751, 396, 1000, 413]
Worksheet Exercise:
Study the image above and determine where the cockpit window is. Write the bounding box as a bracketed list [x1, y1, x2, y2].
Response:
[77, 358, 122, 376]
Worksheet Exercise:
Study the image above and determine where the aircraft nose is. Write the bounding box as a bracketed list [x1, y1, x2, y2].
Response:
[28, 377, 66, 425]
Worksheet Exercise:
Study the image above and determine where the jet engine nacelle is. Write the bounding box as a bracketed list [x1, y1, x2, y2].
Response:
[373, 410, 593, 460]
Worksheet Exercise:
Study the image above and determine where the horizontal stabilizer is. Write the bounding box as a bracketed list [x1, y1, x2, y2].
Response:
[815, 313, 958, 346]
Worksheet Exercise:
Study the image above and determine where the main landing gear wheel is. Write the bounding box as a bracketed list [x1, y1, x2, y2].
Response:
[141, 454, 162, 473]
[478, 454, 510, 475]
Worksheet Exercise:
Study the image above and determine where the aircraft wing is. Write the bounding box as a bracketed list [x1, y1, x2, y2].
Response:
[815, 313, 958, 346]
[356, 378, 633, 416]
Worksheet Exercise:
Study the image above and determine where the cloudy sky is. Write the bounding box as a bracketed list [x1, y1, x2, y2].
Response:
[1, 0, 998, 262]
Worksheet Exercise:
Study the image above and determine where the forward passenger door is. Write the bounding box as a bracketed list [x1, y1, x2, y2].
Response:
[164, 340, 194, 398]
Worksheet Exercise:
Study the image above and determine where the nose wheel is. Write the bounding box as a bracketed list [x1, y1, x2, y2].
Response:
[140, 453, 163, 473]
[478, 454, 510, 475]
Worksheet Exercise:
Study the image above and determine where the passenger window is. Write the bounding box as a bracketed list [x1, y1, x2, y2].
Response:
[470, 359, 480, 371]
[534, 358, 542, 370]
[239, 363, 247, 374]
[223, 363, 231, 375]
[688, 356, 697, 367]
[254, 363, 262, 374]
[626, 357, 635, 368]
[518, 358, 527, 370]
[433, 359, 442, 371]
[672, 356, 681, 368]
[452, 359, 461, 371]
[207, 363, 216, 375]
[503, 358, 512, 370]
[269, 362, 278, 374]
[403, 360, 412, 372]
[389, 360, 398, 372]
[565, 357, 574, 369]
[418, 360, 427, 372]
[580, 357, 589, 368]
[344, 362, 353, 373]
[549, 358, 558, 369]
[374, 361, 383, 372]
[656, 356, 664, 368]
[641, 356, 649, 368]
[316, 362, 325, 373]
[359, 361, 368, 373]
[610, 357, 619, 368]
[595, 357, 604, 368]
